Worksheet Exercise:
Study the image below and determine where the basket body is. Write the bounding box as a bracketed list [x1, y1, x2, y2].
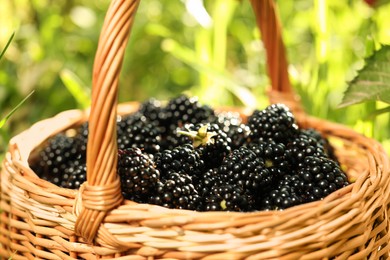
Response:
[1, 102, 390, 259]
[2, 0, 390, 259]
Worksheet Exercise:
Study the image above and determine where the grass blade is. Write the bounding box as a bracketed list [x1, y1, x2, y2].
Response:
[60, 68, 90, 109]
[0, 90, 35, 129]
[0, 32, 15, 61]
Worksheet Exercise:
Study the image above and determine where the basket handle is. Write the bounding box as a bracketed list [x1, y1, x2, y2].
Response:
[75, 0, 291, 243]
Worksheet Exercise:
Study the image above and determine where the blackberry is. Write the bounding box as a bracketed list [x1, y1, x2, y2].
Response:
[213, 111, 250, 150]
[285, 130, 329, 167]
[62, 163, 87, 189]
[194, 168, 223, 198]
[32, 133, 80, 186]
[203, 184, 255, 212]
[154, 143, 205, 179]
[138, 98, 166, 125]
[260, 174, 303, 210]
[177, 123, 231, 168]
[117, 113, 162, 154]
[296, 156, 349, 202]
[73, 122, 89, 157]
[247, 103, 298, 144]
[163, 95, 216, 133]
[117, 148, 160, 202]
[225, 123, 250, 150]
[217, 146, 275, 195]
[73, 114, 164, 155]
[212, 111, 242, 135]
[149, 172, 201, 210]
[159, 126, 192, 151]
[247, 141, 290, 178]
[301, 128, 337, 162]
[261, 155, 349, 210]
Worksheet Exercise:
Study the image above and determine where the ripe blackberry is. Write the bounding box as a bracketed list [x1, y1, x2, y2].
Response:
[203, 184, 255, 212]
[225, 123, 250, 150]
[247, 103, 298, 144]
[213, 111, 250, 150]
[154, 143, 205, 179]
[117, 148, 160, 202]
[194, 168, 223, 198]
[296, 156, 349, 202]
[138, 98, 166, 125]
[32, 133, 80, 186]
[73, 122, 89, 157]
[285, 130, 329, 167]
[213, 111, 242, 134]
[301, 128, 337, 162]
[163, 95, 216, 132]
[148, 172, 201, 210]
[177, 123, 231, 168]
[217, 146, 275, 195]
[247, 141, 290, 178]
[260, 174, 303, 210]
[62, 163, 87, 189]
[159, 126, 192, 151]
[73, 114, 164, 156]
[117, 113, 162, 154]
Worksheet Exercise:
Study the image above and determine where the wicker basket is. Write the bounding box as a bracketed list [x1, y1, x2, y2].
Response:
[1, 0, 390, 259]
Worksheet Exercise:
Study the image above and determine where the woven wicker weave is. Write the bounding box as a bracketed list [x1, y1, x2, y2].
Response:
[1, 0, 390, 259]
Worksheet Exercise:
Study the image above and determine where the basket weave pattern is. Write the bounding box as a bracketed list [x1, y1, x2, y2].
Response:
[1, 0, 390, 259]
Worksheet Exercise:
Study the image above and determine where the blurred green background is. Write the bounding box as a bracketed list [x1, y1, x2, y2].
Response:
[1, 0, 390, 155]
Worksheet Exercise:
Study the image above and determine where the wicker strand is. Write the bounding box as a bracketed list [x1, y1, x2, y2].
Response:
[250, 0, 292, 93]
[75, 0, 140, 243]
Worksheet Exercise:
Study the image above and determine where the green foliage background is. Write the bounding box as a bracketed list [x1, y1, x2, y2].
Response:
[1, 0, 390, 155]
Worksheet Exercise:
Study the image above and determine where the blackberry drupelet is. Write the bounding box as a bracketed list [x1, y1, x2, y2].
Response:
[217, 146, 275, 195]
[154, 143, 205, 179]
[117, 113, 162, 154]
[117, 148, 160, 202]
[247, 103, 298, 144]
[296, 156, 349, 202]
[148, 172, 201, 210]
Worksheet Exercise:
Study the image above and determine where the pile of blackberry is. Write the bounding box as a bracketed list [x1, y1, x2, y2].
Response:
[31, 94, 349, 211]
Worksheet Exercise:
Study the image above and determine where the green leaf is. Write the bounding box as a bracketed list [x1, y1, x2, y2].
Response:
[0, 90, 35, 129]
[339, 45, 390, 107]
[0, 32, 15, 61]
[60, 68, 90, 109]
